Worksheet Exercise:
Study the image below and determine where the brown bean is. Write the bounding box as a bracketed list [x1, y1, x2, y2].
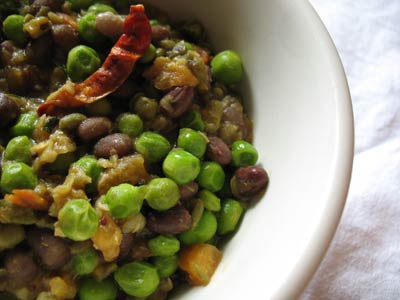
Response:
[51, 24, 79, 52]
[179, 181, 199, 201]
[159, 86, 194, 118]
[230, 166, 269, 202]
[151, 25, 171, 42]
[94, 133, 134, 158]
[95, 12, 124, 40]
[0, 93, 20, 127]
[4, 251, 39, 286]
[146, 206, 192, 235]
[206, 136, 232, 165]
[27, 229, 71, 270]
[119, 233, 134, 260]
[78, 117, 112, 142]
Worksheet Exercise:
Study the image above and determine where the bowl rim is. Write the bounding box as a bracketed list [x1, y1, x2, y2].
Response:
[276, 1, 354, 299]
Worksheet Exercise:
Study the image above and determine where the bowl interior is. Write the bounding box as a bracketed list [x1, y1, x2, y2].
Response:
[143, 0, 353, 299]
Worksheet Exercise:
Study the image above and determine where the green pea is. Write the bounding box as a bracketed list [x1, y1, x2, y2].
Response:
[0, 162, 38, 194]
[231, 140, 258, 167]
[211, 50, 243, 85]
[198, 189, 221, 212]
[177, 128, 207, 158]
[153, 255, 178, 279]
[179, 210, 217, 245]
[10, 112, 37, 138]
[130, 96, 158, 119]
[4, 136, 32, 165]
[87, 3, 117, 14]
[46, 152, 76, 175]
[68, 0, 93, 11]
[58, 199, 99, 241]
[196, 161, 225, 192]
[117, 113, 143, 138]
[114, 261, 160, 298]
[149, 19, 160, 26]
[135, 132, 171, 163]
[67, 45, 101, 82]
[217, 198, 244, 235]
[145, 178, 179, 211]
[159, 39, 176, 50]
[139, 44, 156, 63]
[185, 42, 194, 51]
[71, 248, 99, 275]
[162, 149, 201, 185]
[3, 15, 28, 45]
[59, 113, 87, 132]
[179, 110, 205, 131]
[86, 98, 111, 116]
[105, 183, 145, 218]
[73, 156, 102, 193]
[155, 47, 165, 57]
[78, 14, 106, 44]
[79, 277, 117, 300]
[148, 235, 180, 257]
[0, 224, 25, 249]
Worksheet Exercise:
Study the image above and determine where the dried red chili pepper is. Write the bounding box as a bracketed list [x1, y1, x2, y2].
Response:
[38, 5, 151, 116]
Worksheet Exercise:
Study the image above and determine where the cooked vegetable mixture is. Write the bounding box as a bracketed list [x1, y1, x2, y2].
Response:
[0, 1, 269, 299]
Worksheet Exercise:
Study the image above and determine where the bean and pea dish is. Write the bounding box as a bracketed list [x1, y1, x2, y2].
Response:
[0, 1, 269, 299]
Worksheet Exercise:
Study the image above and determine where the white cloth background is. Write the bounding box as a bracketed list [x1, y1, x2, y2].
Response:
[300, 0, 400, 299]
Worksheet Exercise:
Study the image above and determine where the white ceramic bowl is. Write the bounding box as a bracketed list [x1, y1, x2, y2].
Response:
[145, 0, 354, 299]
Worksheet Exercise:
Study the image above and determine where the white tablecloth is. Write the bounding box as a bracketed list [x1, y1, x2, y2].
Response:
[300, 1, 400, 299]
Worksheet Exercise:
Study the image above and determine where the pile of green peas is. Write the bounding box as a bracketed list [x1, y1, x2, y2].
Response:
[0, 112, 38, 194]
[45, 131, 253, 298]
[0, 1, 269, 299]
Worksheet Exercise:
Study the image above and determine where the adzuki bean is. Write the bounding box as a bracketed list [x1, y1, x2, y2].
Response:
[27, 229, 71, 270]
[179, 181, 199, 201]
[78, 117, 112, 142]
[206, 136, 232, 165]
[119, 233, 135, 260]
[0, 93, 19, 127]
[230, 166, 269, 202]
[52, 24, 79, 52]
[5, 251, 39, 286]
[151, 25, 171, 42]
[160, 86, 194, 119]
[94, 133, 134, 158]
[146, 206, 192, 235]
[95, 12, 124, 40]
